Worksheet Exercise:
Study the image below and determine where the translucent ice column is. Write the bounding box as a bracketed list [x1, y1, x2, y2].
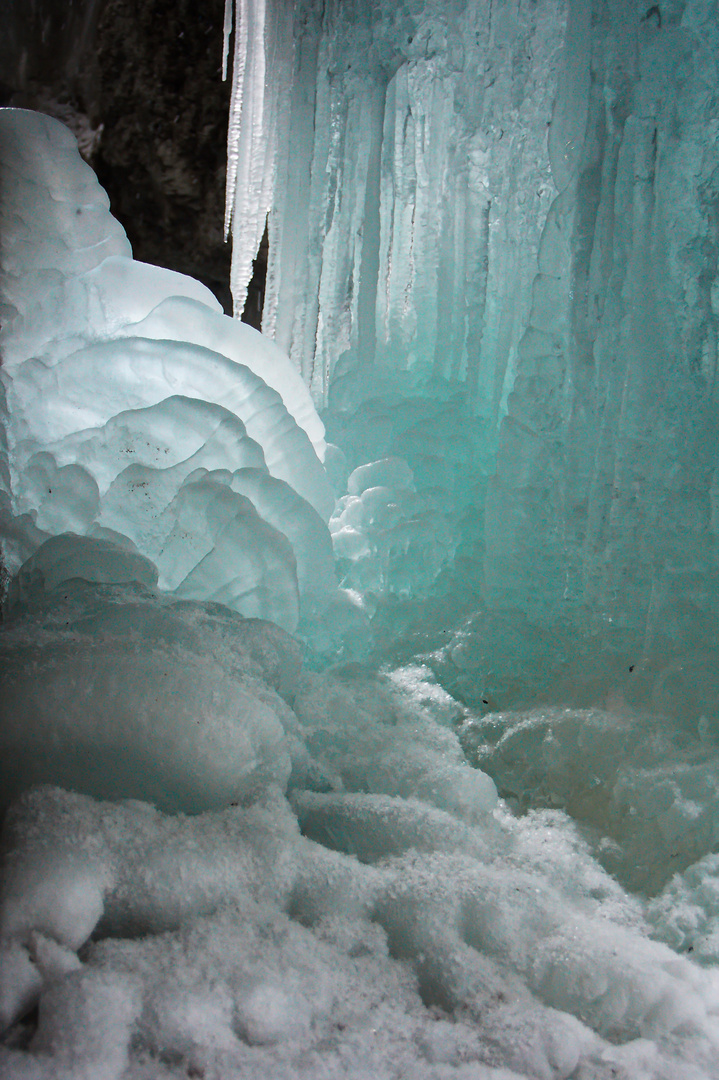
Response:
[484, 0, 719, 659]
[228, 0, 564, 414]
[222, 0, 719, 681]
[0, 108, 336, 632]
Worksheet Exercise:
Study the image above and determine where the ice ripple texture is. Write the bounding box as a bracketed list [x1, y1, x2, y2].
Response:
[0, 108, 336, 633]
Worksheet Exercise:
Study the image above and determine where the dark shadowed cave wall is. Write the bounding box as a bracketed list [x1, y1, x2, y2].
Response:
[0, 0, 268, 319]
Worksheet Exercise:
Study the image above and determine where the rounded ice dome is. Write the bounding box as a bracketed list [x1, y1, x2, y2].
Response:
[0, 108, 336, 634]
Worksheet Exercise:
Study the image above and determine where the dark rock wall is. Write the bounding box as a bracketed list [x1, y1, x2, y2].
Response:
[0, 0, 247, 316]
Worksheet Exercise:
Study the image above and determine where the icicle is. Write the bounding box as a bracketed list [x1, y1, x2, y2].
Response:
[221, 0, 233, 81]
[224, 0, 251, 244]
[257, 0, 563, 407]
[224, 0, 295, 318]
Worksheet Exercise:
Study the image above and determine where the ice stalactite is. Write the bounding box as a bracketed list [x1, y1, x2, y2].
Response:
[223, 0, 569, 618]
[231, 0, 563, 411]
[223, 0, 295, 317]
[228, 0, 719, 698]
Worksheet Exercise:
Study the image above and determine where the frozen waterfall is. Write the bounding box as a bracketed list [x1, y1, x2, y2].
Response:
[225, 0, 719, 690]
[3, 1, 719, 1078]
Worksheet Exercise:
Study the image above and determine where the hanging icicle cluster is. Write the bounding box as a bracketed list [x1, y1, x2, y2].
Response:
[222, 0, 562, 411]
[222, 0, 294, 317]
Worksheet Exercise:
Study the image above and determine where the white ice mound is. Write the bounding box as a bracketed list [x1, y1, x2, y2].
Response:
[0, 581, 304, 816]
[330, 454, 455, 599]
[0, 108, 335, 631]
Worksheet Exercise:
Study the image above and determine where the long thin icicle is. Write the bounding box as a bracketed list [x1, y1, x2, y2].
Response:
[221, 0, 234, 81]
[224, 0, 294, 318]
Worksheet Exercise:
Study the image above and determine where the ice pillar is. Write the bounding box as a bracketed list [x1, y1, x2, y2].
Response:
[485, 0, 719, 655]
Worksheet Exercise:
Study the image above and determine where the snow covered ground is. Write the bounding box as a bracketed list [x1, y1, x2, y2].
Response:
[2, 584, 719, 1080]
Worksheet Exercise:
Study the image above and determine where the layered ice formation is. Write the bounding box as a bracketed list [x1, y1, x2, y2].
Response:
[0, 107, 335, 633]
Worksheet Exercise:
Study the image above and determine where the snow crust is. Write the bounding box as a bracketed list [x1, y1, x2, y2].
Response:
[2, 602, 719, 1078]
